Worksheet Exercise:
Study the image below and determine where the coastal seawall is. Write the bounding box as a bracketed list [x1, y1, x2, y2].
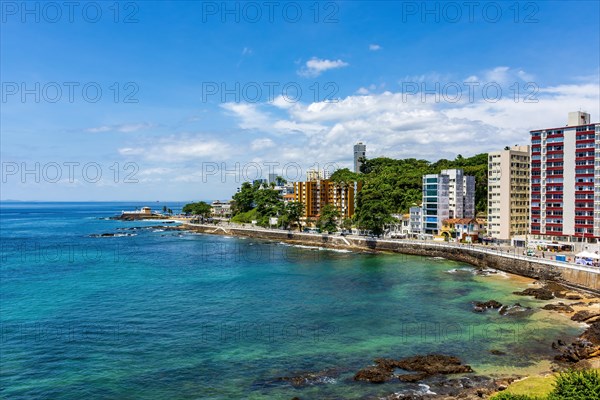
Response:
[182, 223, 600, 292]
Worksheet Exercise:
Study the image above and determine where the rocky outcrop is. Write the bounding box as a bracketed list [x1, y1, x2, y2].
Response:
[472, 300, 502, 312]
[498, 303, 533, 316]
[354, 354, 473, 383]
[395, 355, 474, 375]
[382, 375, 519, 400]
[353, 364, 392, 383]
[542, 302, 575, 313]
[554, 321, 600, 362]
[513, 287, 554, 300]
[571, 310, 600, 323]
[88, 232, 136, 237]
[275, 368, 339, 387]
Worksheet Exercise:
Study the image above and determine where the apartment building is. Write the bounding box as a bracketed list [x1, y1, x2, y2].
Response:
[487, 145, 530, 243]
[422, 174, 450, 235]
[409, 206, 422, 237]
[530, 112, 600, 244]
[441, 169, 475, 219]
[294, 170, 356, 222]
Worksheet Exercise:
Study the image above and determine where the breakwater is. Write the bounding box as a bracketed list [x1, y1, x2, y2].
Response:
[182, 223, 600, 292]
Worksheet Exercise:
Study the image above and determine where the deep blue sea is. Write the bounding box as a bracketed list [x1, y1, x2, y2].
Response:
[0, 202, 584, 399]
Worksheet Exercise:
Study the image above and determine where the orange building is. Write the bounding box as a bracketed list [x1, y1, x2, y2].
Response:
[293, 176, 357, 221]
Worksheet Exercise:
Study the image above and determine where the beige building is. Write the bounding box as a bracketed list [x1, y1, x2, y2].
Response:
[487, 145, 530, 243]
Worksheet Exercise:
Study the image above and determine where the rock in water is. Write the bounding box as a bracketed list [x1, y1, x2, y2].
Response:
[354, 354, 473, 384]
[554, 322, 600, 362]
[395, 354, 474, 375]
[571, 310, 600, 323]
[543, 303, 575, 313]
[353, 366, 392, 383]
[276, 368, 339, 387]
[499, 303, 533, 316]
[472, 300, 503, 312]
[513, 287, 554, 300]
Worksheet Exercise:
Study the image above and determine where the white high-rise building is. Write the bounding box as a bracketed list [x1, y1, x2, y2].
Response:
[441, 169, 464, 219]
[441, 169, 476, 219]
[409, 206, 422, 236]
[487, 145, 530, 243]
[354, 142, 366, 173]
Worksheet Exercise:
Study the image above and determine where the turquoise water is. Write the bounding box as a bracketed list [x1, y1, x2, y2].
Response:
[0, 202, 583, 399]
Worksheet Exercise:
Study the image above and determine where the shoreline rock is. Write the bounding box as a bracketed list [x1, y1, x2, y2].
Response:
[513, 287, 554, 300]
[553, 321, 600, 363]
[499, 303, 532, 316]
[275, 368, 340, 387]
[543, 302, 575, 313]
[472, 300, 502, 313]
[354, 354, 473, 384]
[571, 310, 600, 323]
[382, 375, 519, 400]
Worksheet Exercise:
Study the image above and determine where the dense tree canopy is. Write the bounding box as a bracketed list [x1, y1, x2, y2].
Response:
[282, 201, 305, 231]
[229, 182, 306, 229]
[231, 182, 258, 214]
[357, 154, 488, 215]
[182, 201, 212, 217]
[317, 204, 341, 233]
[330, 168, 358, 184]
[351, 153, 488, 235]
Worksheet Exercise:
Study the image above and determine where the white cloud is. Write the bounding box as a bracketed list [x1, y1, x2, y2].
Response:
[250, 138, 275, 150]
[86, 122, 154, 133]
[356, 84, 378, 95]
[214, 68, 599, 165]
[297, 57, 349, 77]
[242, 47, 252, 56]
[118, 134, 233, 162]
[222, 101, 326, 135]
[220, 103, 271, 130]
[109, 67, 599, 187]
[369, 44, 382, 51]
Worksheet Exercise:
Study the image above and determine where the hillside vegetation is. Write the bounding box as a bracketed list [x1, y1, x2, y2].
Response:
[358, 153, 488, 214]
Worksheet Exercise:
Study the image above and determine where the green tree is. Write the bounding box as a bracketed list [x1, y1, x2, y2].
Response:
[547, 369, 600, 400]
[254, 188, 282, 217]
[283, 201, 305, 231]
[330, 168, 358, 184]
[354, 189, 395, 236]
[182, 201, 212, 218]
[341, 218, 353, 232]
[317, 204, 340, 233]
[232, 182, 256, 214]
[275, 175, 287, 186]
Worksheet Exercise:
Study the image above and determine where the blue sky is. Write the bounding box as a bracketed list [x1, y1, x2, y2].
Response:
[1, 1, 599, 201]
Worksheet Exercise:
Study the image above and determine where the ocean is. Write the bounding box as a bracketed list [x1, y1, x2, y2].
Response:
[0, 202, 583, 399]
